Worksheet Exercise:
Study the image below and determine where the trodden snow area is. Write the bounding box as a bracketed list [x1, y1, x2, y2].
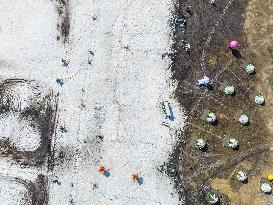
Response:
[0, 0, 186, 204]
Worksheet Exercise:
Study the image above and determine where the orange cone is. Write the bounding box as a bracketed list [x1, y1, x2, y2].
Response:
[132, 173, 140, 182]
[98, 165, 106, 174]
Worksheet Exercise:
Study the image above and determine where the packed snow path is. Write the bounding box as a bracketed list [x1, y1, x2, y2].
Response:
[0, 0, 185, 204]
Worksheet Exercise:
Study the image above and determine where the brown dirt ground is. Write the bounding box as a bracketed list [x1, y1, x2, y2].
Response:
[211, 0, 273, 204]
[172, 0, 273, 204]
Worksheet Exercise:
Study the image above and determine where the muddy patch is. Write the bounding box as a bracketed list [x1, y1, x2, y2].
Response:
[56, 0, 70, 43]
[0, 79, 58, 166]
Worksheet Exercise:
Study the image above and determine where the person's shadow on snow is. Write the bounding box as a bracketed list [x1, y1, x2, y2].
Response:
[137, 177, 144, 185]
[103, 171, 110, 177]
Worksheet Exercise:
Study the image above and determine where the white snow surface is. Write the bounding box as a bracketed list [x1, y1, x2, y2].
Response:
[0, 113, 41, 151]
[0, 0, 186, 204]
[0, 81, 46, 111]
[0, 177, 32, 205]
[0, 159, 39, 205]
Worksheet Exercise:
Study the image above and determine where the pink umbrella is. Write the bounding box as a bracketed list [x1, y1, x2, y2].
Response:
[229, 41, 238, 49]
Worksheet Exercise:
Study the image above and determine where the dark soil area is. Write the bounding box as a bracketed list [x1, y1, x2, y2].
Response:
[170, 0, 271, 204]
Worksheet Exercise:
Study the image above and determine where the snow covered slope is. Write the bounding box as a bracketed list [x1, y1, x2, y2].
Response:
[0, 0, 186, 204]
